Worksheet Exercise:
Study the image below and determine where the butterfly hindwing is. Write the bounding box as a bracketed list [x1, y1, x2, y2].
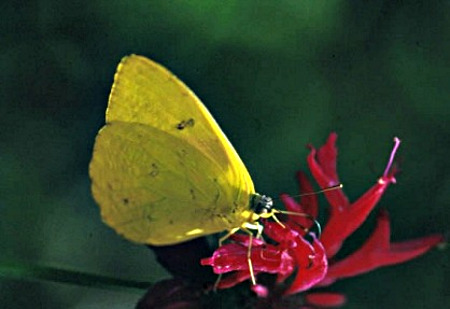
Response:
[89, 55, 256, 245]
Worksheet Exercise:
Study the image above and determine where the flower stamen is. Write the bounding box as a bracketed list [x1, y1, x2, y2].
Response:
[383, 137, 401, 177]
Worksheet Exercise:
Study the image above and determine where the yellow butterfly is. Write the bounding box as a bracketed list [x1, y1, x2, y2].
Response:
[89, 55, 274, 247]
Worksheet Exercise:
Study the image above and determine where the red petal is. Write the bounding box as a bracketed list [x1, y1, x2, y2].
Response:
[322, 210, 444, 283]
[280, 193, 304, 214]
[305, 292, 346, 307]
[274, 229, 317, 283]
[292, 232, 316, 266]
[319, 136, 402, 258]
[279, 172, 319, 231]
[316, 133, 339, 181]
[297, 171, 319, 219]
[207, 244, 294, 274]
[307, 135, 350, 212]
[229, 233, 265, 247]
[200, 243, 248, 274]
[263, 221, 300, 246]
[320, 174, 396, 258]
[215, 270, 253, 289]
[279, 194, 313, 231]
[284, 234, 328, 295]
[390, 234, 444, 253]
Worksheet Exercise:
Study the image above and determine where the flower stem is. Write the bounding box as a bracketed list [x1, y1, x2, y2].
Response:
[0, 262, 151, 293]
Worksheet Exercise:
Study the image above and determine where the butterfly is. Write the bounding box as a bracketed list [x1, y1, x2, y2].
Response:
[89, 55, 275, 248]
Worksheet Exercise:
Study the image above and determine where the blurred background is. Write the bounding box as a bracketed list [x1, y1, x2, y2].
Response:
[1, 1, 448, 308]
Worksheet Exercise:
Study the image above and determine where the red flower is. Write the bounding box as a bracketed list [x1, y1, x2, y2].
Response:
[306, 133, 399, 258]
[201, 236, 295, 289]
[200, 133, 444, 308]
[262, 221, 328, 295]
[318, 209, 443, 287]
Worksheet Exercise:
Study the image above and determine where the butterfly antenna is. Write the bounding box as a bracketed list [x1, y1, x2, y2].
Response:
[271, 183, 343, 237]
[286, 183, 343, 198]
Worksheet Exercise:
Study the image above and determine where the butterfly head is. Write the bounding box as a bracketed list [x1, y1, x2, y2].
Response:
[251, 194, 274, 219]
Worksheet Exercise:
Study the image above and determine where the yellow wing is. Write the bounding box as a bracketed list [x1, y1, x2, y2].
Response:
[89, 55, 255, 245]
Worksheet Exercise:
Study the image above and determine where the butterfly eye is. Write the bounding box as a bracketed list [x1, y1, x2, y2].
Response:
[251, 194, 274, 215]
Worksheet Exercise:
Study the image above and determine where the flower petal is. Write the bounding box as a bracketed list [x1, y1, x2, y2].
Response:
[321, 210, 444, 284]
[280, 172, 319, 230]
[320, 172, 396, 258]
[284, 234, 328, 295]
[305, 292, 346, 307]
[229, 233, 265, 247]
[297, 171, 319, 219]
[202, 244, 253, 274]
[316, 133, 339, 181]
[320, 137, 400, 258]
[307, 133, 349, 211]
[280, 194, 312, 231]
[263, 221, 300, 246]
[200, 243, 294, 275]
[201, 240, 296, 290]
[215, 270, 254, 289]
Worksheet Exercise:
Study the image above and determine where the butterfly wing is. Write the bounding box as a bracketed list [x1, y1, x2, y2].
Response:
[89, 55, 255, 245]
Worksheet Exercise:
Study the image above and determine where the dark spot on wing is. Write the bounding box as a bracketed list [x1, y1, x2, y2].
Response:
[179, 149, 188, 157]
[212, 178, 220, 203]
[217, 213, 233, 225]
[176, 118, 195, 130]
[150, 163, 159, 177]
[214, 192, 220, 203]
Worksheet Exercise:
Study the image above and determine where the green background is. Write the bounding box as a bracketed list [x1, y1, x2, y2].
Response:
[1, 1, 448, 308]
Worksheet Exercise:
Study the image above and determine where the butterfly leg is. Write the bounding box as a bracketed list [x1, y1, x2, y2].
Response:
[213, 223, 263, 289]
[213, 227, 242, 291]
[218, 227, 240, 247]
[241, 221, 265, 285]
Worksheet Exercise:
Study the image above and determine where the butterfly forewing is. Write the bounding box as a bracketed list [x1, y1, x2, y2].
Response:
[89, 55, 256, 245]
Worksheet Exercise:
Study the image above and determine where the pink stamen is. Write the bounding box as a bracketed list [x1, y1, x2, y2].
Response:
[383, 137, 401, 177]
